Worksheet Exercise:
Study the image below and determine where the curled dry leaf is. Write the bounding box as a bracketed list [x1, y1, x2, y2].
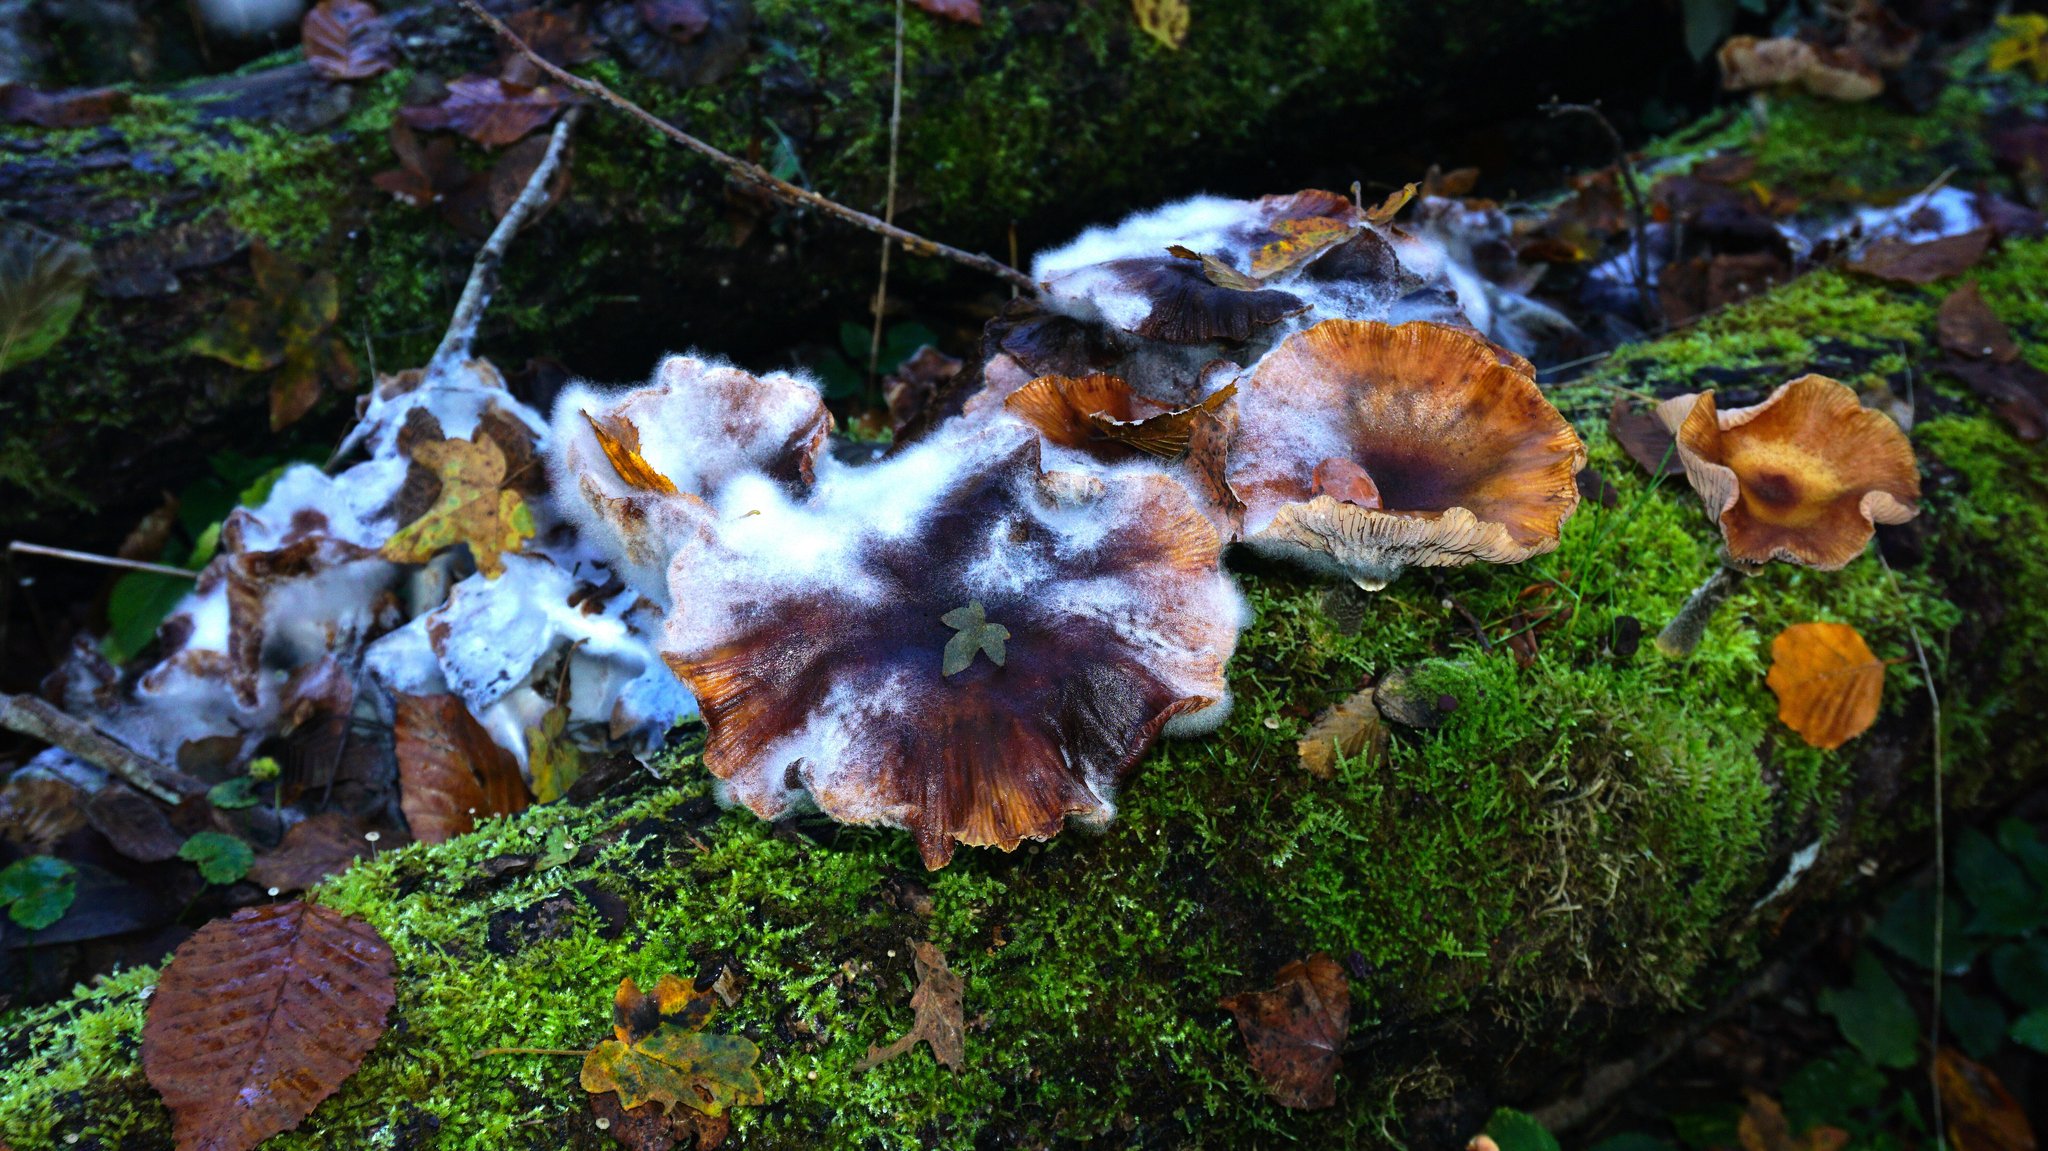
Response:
[393, 692, 532, 843]
[1609, 399, 1683, 477]
[0, 220, 93, 372]
[142, 902, 395, 1151]
[301, 0, 395, 81]
[1765, 622, 1886, 750]
[1296, 685, 1385, 779]
[1361, 182, 1418, 227]
[855, 941, 966, 1072]
[911, 0, 981, 25]
[1219, 953, 1350, 1110]
[584, 410, 679, 493]
[1847, 228, 1993, 284]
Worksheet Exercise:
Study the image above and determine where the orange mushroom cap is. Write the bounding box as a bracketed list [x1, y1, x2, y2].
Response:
[660, 425, 1243, 869]
[1655, 374, 1920, 570]
[1229, 319, 1585, 589]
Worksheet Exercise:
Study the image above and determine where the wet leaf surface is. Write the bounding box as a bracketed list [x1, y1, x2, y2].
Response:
[393, 692, 532, 844]
[1846, 228, 1992, 283]
[401, 75, 567, 149]
[1296, 685, 1384, 779]
[583, 975, 763, 1117]
[1766, 622, 1886, 750]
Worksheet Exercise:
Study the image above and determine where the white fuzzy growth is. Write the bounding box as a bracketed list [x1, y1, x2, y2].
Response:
[194, 0, 303, 37]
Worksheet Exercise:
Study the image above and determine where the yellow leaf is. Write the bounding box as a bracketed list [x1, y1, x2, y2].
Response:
[1363, 182, 1418, 227]
[1764, 622, 1886, 750]
[580, 1026, 764, 1117]
[1988, 14, 2048, 82]
[379, 433, 535, 577]
[1166, 245, 1260, 291]
[1131, 0, 1187, 49]
[582, 410, 678, 494]
[1250, 216, 1356, 279]
[524, 704, 583, 804]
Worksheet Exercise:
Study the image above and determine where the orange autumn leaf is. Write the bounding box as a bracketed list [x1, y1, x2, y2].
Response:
[1765, 622, 1886, 750]
[1936, 1047, 2037, 1151]
[1219, 953, 1350, 1110]
[583, 410, 678, 494]
[393, 692, 531, 843]
[1362, 182, 1418, 226]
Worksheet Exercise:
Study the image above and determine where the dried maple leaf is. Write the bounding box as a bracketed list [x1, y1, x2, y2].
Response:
[379, 429, 536, 577]
[1765, 622, 1887, 750]
[1847, 228, 1993, 284]
[855, 941, 966, 1071]
[393, 692, 531, 843]
[400, 75, 566, 149]
[1296, 685, 1385, 779]
[301, 0, 395, 81]
[187, 243, 356, 430]
[912, 0, 981, 25]
[0, 83, 129, 127]
[1938, 283, 2018, 363]
[584, 411, 678, 493]
[0, 221, 92, 372]
[142, 902, 394, 1151]
[1219, 953, 1349, 1109]
[1131, 0, 1188, 49]
[582, 976, 763, 1117]
[1936, 1047, 2037, 1151]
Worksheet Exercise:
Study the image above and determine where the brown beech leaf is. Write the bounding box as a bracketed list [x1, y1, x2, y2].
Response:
[1296, 686, 1385, 779]
[1765, 622, 1886, 750]
[855, 941, 965, 1072]
[0, 83, 130, 127]
[1220, 953, 1350, 1109]
[501, 9, 599, 85]
[911, 0, 981, 25]
[1941, 356, 2048, 441]
[1936, 1047, 2036, 1151]
[393, 692, 531, 844]
[301, 0, 395, 81]
[1609, 398, 1683, 477]
[1847, 228, 1993, 284]
[590, 1090, 730, 1151]
[1938, 283, 2019, 363]
[372, 122, 474, 209]
[249, 812, 384, 893]
[400, 75, 565, 149]
[142, 902, 394, 1151]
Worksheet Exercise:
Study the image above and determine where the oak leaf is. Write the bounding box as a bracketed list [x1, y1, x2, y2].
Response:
[1219, 953, 1349, 1109]
[301, 0, 395, 81]
[855, 940, 965, 1071]
[1131, 0, 1188, 49]
[142, 902, 394, 1151]
[379, 430, 536, 577]
[393, 692, 531, 843]
[1765, 622, 1886, 750]
[584, 410, 679, 493]
[401, 75, 566, 149]
[582, 976, 763, 1117]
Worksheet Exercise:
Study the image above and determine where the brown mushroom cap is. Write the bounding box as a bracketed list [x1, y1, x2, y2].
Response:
[1229, 319, 1585, 589]
[660, 426, 1242, 869]
[1656, 374, 1920, 569]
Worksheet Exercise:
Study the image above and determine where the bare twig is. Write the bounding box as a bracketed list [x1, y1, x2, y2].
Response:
[456, 0, 1034, 293]
[430, 106, 584, 376]
[0, 693, 200, 805]
[8, 541, 199, 580]
[866, 0, 907, 398]
[1543, 100, 1656, 332]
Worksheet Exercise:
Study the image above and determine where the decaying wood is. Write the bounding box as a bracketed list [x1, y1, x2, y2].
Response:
[0, 691, 200, 804]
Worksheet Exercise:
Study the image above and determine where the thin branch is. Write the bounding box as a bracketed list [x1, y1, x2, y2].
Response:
[866, 0, 908, 399]
[1544, 100, 1656, 332]
[8, 541, 199, 580]
[0, 693, 200, 805]
[1881, 552, 1945, 1130]
[455, 0, 1034, 293]
[430, 106, 584, 376]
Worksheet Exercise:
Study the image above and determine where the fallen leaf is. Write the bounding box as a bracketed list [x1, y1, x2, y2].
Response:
[1422, 165, 1481, 198]
[1935, 1047, 2037, 1151]
[143, 902, 393, 1151]
[1739, 1090, 1797, 1151]
[301, 0, 395, 81]
[400, 75, 565, 149]
[856, 941, 966, 1071]
[940, 601, 1010, 677]
[590, 1090, 730, 1151]
[249, 812, 379, 893]
[1938, 284, 2018, 363]
[1847, 228, 1993, 284]
[1296, 686, 1385, 779]
[1131, 0, 1188, 49]
[1363, 182, 1418, 226]
[379, 429, 536, 577]
[0, 83, 130, 127]
[911, 0, 981, 25]
[393, 692, 532, 844]
[187, 244, 355, 430]
[500, 8, 599, 85]
[1166, 244, 1262, 291]
[636, 0, 710, 42]
[488, 133, 573, 222]
[372, 122, 476, 210]
[1250, 216, 1357, 279]
[0, 221, 93, 372]
[583, 410, 678, 493]
[83, 785, 184, 863]
[1087, 382, 1237, 459]
[1766, 622, 1886, 750]
[527, 704, 585, 804]
[614, 974, 717, 1043]
[1219, 953, 1350, 1109]
[1718, 35, 1819, 88]
[1609, 398, 1683, 476]
[1941, 356, 2048, 441]
[582, 975, 763, 1118]
[1846, 0, 1920, 70]
[1988, 12, 2048, 83]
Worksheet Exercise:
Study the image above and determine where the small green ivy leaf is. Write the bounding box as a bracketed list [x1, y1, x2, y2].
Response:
[1818, 950, 1919, 1068]
[179, 831, 255, 885]
[0, 855, 76, 931]
[2013, 1007, 2048, 1054]
[208, 776, 263, 810]
[940, 600, 1009, 677]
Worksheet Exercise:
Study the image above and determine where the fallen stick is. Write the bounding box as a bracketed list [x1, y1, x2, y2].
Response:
[8, 541, 200, 580]
[0, 692, 201, 805]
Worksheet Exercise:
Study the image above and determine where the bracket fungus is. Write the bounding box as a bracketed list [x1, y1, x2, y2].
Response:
[1227, 319, 1585, 590]
[550, 355, 833, 605]
[1653, 374, 1921, 656]
[658, 425, 1243, 869]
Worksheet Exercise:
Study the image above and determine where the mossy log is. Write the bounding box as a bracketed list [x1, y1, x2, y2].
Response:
[0, 0, 1663, 541]
[5, 213, 2048, 1147]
